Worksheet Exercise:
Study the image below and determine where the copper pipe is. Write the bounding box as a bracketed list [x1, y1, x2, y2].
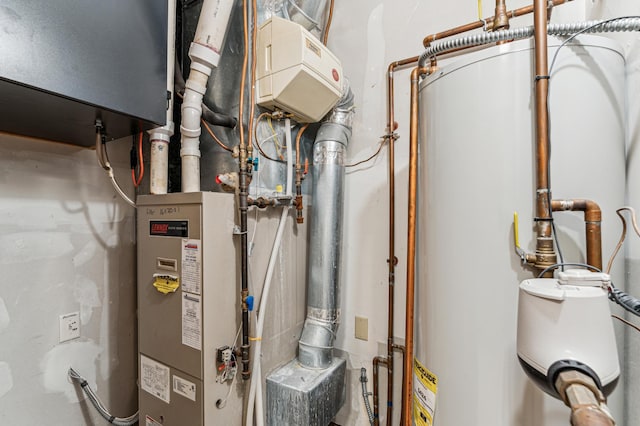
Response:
[369, 55, 419, 426]
[422, 0, 572, 47]
[373, 356, 388, 425]
[551, 199, 603, 270]
[393, 344, 406, 425]
[322, 0, 335, 46]
[402, 65, 429, 426]
[532, 0, 557, 273]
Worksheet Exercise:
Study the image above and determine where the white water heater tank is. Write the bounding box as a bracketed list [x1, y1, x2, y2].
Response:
[256, 17, 343, 123]
[416, 35, 626, 426]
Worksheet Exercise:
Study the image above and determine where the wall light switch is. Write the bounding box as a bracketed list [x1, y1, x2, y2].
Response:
[59, 312, 80, 343]
[355, 316, 368, 341]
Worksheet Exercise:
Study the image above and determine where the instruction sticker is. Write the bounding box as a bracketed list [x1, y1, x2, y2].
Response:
[173, 374, 197, 401]
[182, 293, 202, 350]
[152, 273, 180, 294]
[140, 355, 170, 404]
[181, 239, 201, 295]
[413, 358, 438, 426]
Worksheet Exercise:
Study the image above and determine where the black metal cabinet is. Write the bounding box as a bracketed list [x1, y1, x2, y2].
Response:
[0, 1, 167, 146]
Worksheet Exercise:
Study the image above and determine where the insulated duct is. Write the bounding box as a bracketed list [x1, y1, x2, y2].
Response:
[298, 83, 354, 369]
[266, 81, 354, 426]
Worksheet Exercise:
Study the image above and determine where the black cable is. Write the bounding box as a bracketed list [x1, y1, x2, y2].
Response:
[537, 262, 601, 278]
[609, 282, 640, 318]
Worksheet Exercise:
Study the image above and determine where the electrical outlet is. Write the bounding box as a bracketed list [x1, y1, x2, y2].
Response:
[355, 316, 368, 341]
[59, 312, 80, 343]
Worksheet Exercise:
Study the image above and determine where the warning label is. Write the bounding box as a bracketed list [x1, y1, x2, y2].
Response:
[413, 358, 438, 426]
[140, 355, 170, 404]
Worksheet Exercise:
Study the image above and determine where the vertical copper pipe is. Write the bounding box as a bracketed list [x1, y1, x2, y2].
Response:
[551, 199, 603, 270]
[402, 66, 428, 426]
[382, 56, 418, 426]
[373, 356, 388, 425]
[533, 0, 557, 272]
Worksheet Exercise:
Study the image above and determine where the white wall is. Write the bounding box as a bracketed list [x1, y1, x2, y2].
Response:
[328, 0, 640, 424]
[0, 134, 137, 424]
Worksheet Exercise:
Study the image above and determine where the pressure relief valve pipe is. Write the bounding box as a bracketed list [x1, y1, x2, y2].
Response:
[180, 0, 235, 193]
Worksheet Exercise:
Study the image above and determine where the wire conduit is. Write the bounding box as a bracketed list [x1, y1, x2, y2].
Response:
[418, 18, 640, 67]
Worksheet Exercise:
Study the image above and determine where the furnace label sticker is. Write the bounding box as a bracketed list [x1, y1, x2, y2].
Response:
[182, 293, 202, 350]
[181, 238, 201, 295]
[173, 374, 197, 401]
[149, 220, 188, 237]
[140, 355, 170, 404]
[413, 357, 438, 426]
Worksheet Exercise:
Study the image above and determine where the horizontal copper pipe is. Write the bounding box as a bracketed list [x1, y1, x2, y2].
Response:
[422, 0, 572, 48]
[551, 199, 603, 270]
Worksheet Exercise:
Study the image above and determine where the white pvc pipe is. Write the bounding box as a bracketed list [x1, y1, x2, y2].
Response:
[180, 70, 207, 192]
[180, 0, 235, 192]
[149, 0, 177, 195]
[245, 205, 289, 426]
[246, 123, 294, 426]
[191, 0, 236, 71]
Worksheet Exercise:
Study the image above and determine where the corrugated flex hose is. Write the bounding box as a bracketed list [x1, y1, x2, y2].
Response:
[609, 285, 640, 317]
[418, 17, 640, 67]
[68, 368, 138, 426]
[361, 367, 375, 425]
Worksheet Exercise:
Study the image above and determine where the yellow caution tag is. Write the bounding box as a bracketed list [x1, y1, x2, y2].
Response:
[153, 274, 180, 294]
[413, 358, 438, 426]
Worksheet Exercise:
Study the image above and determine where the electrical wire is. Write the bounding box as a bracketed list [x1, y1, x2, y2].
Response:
[549, 16, 640, 76]
[477, 0, 483, 21]
[606, 207, 640, 274]
[612, 314, 640, 334]
[345, 136, 389, 168]
[68, 368, 138, 426]
[537, 262, 601, 278]
[254, 113, 286, 163]
[95, 130, 136, 208]
[131, 132, 144, 188]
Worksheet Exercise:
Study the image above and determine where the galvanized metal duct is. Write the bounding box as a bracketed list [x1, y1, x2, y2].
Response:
[298, 82, 354, 369]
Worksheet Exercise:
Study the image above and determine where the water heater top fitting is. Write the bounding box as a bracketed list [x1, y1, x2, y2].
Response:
[256, 16, 343, 123]
[516, 269, 620, 398]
